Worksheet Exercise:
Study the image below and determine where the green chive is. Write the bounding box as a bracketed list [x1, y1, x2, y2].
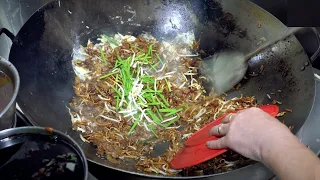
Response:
[142, 90, 162, 93]
[103, 34, 120, 46]
[147, 124, 159, 138]
[109, 84, 121, 96]
[150, 64, 157, 71]
[138, 96, 146, 105]
[151, 60, 161, 70]
[159, 109, 177, 113]
[115, 73, 119, 83]
[164, 78, 171, 92]
[71, 156, 78, 162]
[164, 108, 183, 117]
[158, 94, 169, 107]
[132, 45, 145, 52]
[156, 109, 164, 122]
[135, 53, 146, 60]
[146, 102, 162, 105]
[117, 55, 123, 61]
[164, 117, 179, 127]
[146, 110, 161, 123]
[128, 118, 140, 135]
[156, 53, 163, 63]
[154, 96, 167, 108]
[100, 48, 107, 63]
[100, 71, 119, 79]
[148, 45, 153, 56]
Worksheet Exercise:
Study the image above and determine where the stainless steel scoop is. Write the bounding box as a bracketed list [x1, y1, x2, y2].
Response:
[200, 27, 302, 95]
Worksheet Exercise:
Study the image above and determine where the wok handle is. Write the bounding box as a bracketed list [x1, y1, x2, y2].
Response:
[310, 27, 320, 63]
[16, 110, 33, 126]
[0, 28, 15, 42]
[244, 27, 303, 61]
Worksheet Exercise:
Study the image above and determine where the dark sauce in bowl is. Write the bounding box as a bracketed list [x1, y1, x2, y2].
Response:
[0, 70, 14, 112]
[0, 134, 85, 180]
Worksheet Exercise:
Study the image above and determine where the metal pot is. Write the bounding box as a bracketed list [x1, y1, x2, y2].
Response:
[0, 56, 19, 130]
[0, 126, 88, 180]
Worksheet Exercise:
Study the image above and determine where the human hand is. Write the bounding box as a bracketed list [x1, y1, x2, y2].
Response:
[206, 107, 294, 162]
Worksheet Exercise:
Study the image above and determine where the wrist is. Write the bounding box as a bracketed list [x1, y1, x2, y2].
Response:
[259, 129, 298, 166]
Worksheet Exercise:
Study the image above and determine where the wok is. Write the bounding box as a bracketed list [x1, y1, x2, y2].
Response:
[0, 0, 316, 179]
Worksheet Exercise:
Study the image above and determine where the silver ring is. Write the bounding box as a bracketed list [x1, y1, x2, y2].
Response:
[228, 113, 235, 122]
[217, 124, 223, 135]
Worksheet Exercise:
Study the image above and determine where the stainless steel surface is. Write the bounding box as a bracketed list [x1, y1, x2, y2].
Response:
[12, 114, 17, 128]
[201, 27, 317, 96]
[0, 56, 19, 130]
[0, 126, 89, 180]
[0, 0, 51, 59]
[297, 68, 320, 155]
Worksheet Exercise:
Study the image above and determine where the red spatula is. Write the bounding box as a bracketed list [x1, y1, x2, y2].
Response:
[170, 105, 279, 169]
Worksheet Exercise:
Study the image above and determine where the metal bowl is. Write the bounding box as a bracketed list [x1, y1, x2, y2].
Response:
[0, 56, 19, 130]
[0, 126, 88, 180]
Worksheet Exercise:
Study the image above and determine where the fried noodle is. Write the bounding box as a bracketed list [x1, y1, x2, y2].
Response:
[69, 34, 257, 176]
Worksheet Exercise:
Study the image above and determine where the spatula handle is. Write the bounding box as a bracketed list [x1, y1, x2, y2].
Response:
[244, 27, 303, 61]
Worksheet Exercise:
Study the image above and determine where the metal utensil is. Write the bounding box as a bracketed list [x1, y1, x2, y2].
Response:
[200, 27, 302, 95]
[0, 56, 19, 130]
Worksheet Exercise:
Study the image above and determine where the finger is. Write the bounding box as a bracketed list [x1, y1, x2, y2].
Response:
[209, 123, 230, 137]
[222, 113, 236, 124]
[238, 108, 249, 114]
[206, 137, 228, 149]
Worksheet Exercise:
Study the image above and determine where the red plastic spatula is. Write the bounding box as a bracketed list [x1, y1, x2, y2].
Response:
[170, 105, 279, 169]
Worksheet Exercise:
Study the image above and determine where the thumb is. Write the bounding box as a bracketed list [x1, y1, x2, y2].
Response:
[206, 137, 228, 149]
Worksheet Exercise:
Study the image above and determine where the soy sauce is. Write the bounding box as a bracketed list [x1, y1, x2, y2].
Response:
[0, 135, 85, 180]
[0, 70, 14, 112]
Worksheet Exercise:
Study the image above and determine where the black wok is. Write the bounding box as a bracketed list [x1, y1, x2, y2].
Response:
[0, 0, 316, 179]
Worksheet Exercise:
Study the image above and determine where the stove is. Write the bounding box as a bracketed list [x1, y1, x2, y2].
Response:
[1, 1, 320, 179]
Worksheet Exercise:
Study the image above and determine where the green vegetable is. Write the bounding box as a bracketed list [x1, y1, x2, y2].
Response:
[164, 108, 183, 117]
[146, 102, 162, 105]
[156, 53, 163, 64]
[71, 156, 78, 162]
[132, 45, 145, 52]
[148, 45, 153, 56]
[151, 60, 161, 70]
[156, 109, 164, 122]
[135, 53, 146, 60]
[128, 118, 140, 135]
[100, 71, 119, 79]
[158, 94, 170, 107]
[165, 78, 171, 92]
[100, 48, 107, 63]
[103, 34, 120, 46]
[109, 84, 121, 97]
[147, 124, 159, 138]
[159, 109, 177, 113]
[142, 89, 162, 93]
[115, 96, 120, 110]
[164, 117, 179, 127]
[146, 110, 161, 123]
[98, 38, 186, 134]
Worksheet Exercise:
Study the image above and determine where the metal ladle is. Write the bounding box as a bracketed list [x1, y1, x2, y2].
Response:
[200, 27, 303, 96]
